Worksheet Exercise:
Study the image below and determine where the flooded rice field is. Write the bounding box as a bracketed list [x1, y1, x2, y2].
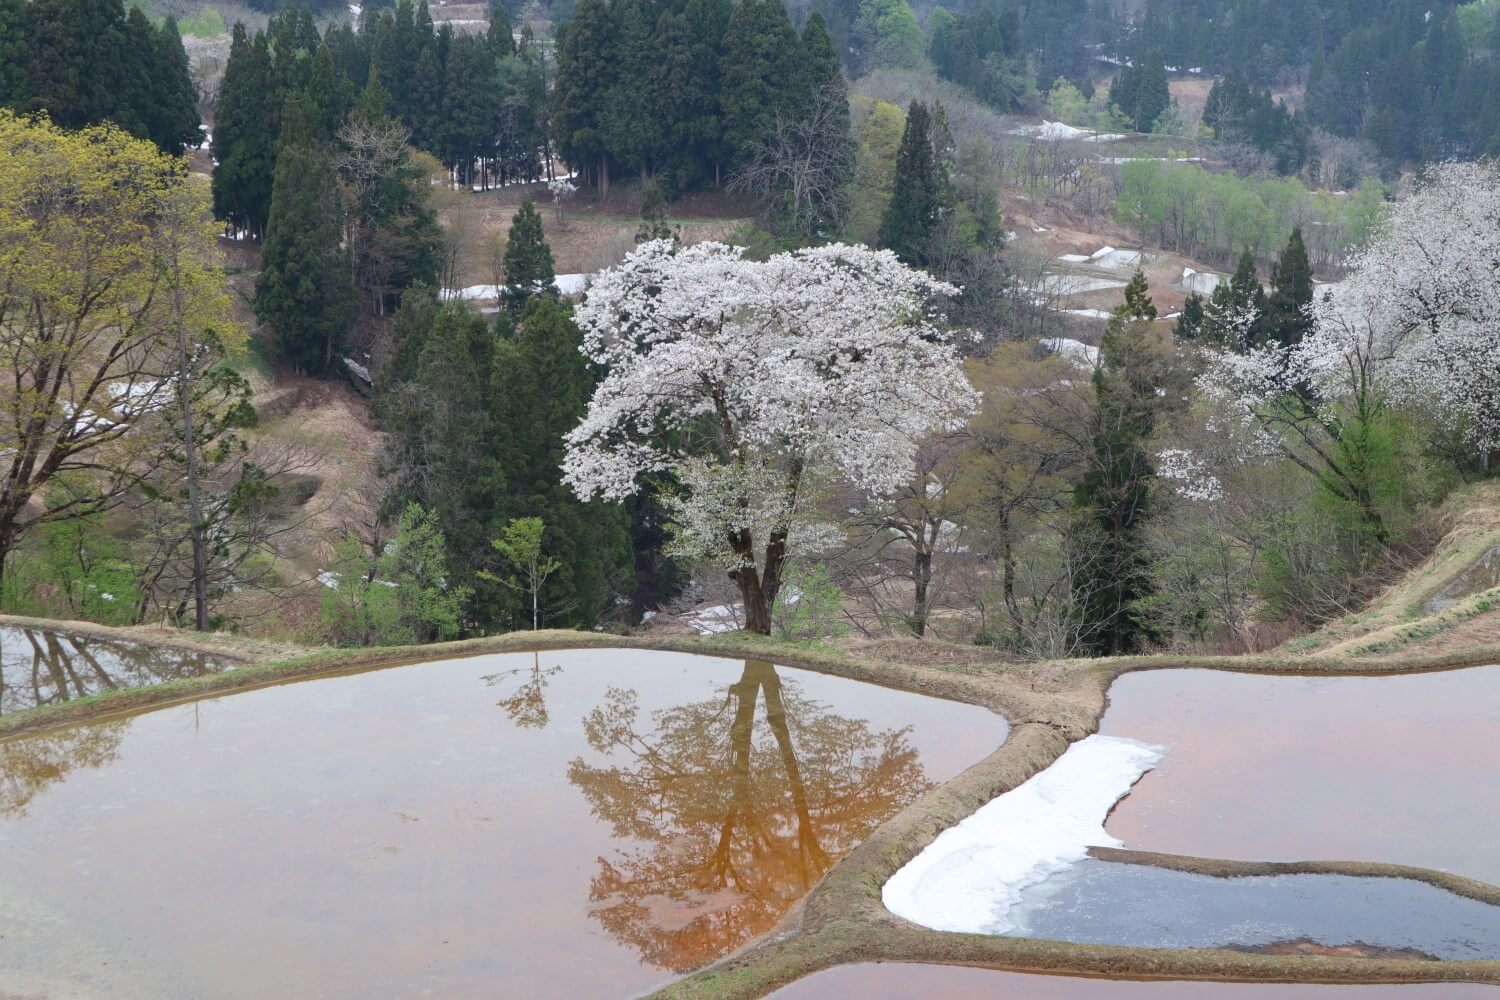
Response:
[771, 964, 1500, 998]
[1100, 667, 1500, 882]
[885, 665, 1500, 968]
[0, 649, 1004, 999]
[1008, 859, 1500, 959]
[0, 624, 227, 715]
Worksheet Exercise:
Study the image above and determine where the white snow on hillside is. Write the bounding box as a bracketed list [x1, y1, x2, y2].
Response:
[442, 273, 590, 301]
[882, 734, 1164, 934]
[1041, 337, 1101, 366]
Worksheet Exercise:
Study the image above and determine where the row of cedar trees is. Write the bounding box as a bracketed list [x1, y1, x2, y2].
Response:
[212, 4, 549, 242]
[0, 0, 198, 155]
[553, 0, 845, 194]
[211, 0, 848, 238]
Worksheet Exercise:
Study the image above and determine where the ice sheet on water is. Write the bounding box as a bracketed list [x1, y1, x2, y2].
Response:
[882, 734, 1164, 934]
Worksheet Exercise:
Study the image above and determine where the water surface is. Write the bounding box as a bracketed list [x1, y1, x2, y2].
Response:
[771, 965, 1500, 998]
[1100, 667, 1500, 883]
[0, 649, 1004, 999]
[1008, 860, 1500, 960]
[0, 624, 226, 714]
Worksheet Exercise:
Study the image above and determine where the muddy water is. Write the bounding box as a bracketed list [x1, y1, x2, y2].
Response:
[0, 624, 226, 714]
[1008, 860, 1500, 959]
[771, 965, 1500, 998]
[1100, 667, 1500, 883]
[0, 649, 1004, 999]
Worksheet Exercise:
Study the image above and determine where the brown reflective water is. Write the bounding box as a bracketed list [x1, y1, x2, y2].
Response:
[0, 649, 1004, 999]
[1100, 667, 1500, 882]
[0, 624, 226, 714]
[771, 964, 1500, 998]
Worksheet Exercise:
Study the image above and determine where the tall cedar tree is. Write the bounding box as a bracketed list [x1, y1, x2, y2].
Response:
[719, 0, 801, 159]
[152, 18, 202, 154]
[489, 296, 633, 627]
[502, 200, 557, 314]
[879, 101, 948, 266]
[212, 27, 279, 238]
[254, 100, 356, 376]
[552, 0, 619, 190]
[1263, 227, 1314, 347]
[1072, 270, 1163, 655]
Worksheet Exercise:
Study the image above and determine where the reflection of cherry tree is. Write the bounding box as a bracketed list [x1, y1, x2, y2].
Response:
[568, 659, 931, 972]
[0, 720, 129, 818]
[482, 653, 562, 729]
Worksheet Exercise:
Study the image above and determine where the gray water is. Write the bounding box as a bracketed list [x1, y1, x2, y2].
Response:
[0, 625, 226, 714]
[1008, 860, 1500, 960]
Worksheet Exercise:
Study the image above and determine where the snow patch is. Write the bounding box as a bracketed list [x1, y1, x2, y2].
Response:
[1041, 337, 1101, 366]
[1063, 308, 1114, 320]
[882, 735, 1164, 934]
[442, 273, 589, 302]
[1180, 267, 1222, 296]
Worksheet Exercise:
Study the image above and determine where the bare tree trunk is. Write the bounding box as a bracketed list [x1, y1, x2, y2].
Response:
[174, 316, 209, 631]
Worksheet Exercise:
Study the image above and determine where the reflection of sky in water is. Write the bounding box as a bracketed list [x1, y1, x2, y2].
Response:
[0, 649, 1005, 999]
[772, 963, 1500, 999]
[1009, 860, 1500, 960]
[1100, 667, 1500, 884]
[0, 625, 224, 714]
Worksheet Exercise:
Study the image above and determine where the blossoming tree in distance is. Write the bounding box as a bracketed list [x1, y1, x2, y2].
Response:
[562, 240, 979, 633]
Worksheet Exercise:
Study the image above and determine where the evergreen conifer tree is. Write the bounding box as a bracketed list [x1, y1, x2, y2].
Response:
[502, 200, 556, 314]
[254, 99, 356, 375]
[1263, 227, 1314, 347]
[488, 296, 632, 627]
[1071, 270, 1162, 655]
[212, 27, 279, 238]
[0, 0, 28, 109]
[878, 100, 948, 266]
[720, 0, 800, 161]
[552, 0, 618, 190]
[151, 17, 202, 155]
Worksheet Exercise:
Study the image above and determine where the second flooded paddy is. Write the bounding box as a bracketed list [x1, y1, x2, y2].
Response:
[0, 648, 1005, 999]
[1100, 666, 1500, 883]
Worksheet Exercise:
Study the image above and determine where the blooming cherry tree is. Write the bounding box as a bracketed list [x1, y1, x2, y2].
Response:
[562, 240, 979, 633]
[1328, 160, 1500, 458]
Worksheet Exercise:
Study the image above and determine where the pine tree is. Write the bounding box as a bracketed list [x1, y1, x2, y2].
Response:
[1071, 270, 1162, 655]
[254, 102, 356, 376]
[440, 34, 501, 186]
[1263, 227, 1314, 348]
[502, 200, 556, 314]
[878, 101, 948, 266]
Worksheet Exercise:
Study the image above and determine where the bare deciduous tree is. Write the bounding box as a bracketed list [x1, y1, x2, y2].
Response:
[729, 85, 854, 239]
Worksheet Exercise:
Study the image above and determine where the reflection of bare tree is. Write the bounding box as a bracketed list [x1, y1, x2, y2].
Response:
[0, 627, 217, 715]
[482, 653, 562, 729]
[568, 659, 931, 972]
[0, 720, 130, 818]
